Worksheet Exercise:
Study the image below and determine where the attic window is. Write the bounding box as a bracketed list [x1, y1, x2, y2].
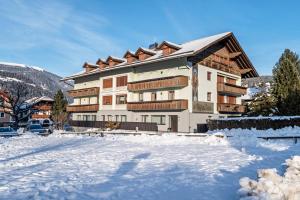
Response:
[158, 41, 181, 56]
[135, 48, 156, 61]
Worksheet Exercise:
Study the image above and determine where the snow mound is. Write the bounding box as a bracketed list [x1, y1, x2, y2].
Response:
[239, 156, 300, 200]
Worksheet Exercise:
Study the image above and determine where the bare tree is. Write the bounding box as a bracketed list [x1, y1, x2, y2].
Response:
[0, 82, 37, 128]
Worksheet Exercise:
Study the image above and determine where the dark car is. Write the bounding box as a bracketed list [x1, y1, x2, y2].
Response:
[26, 124, 50, 136]
[0, 127, 19, 137]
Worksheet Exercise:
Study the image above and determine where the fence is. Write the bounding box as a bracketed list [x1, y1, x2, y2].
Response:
[69, 120, 158, 132]
[207, 117, 300, 130]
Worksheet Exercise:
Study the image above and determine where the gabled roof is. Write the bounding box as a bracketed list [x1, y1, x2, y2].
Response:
[123, 50, 136, 58]
[82, 62, 98, 68]
[26, 96, 54, 105]
[106, 56, 126, 63]
[62, 32, 258, 80]
[135, 47, 156, 56]
[96, 58, 108, 65]
[157, 41, 181, 50]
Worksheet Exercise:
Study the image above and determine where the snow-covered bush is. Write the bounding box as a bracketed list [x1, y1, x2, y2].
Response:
[239, 156, 300, 200]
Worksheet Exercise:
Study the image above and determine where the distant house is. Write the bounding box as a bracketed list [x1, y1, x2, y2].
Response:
[26, 96, 54, 120]
[0, 91, 12, 125]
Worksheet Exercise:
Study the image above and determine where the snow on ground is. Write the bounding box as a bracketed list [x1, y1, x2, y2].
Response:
[0, 127, 300, 200]
[239, 156, 300, 199]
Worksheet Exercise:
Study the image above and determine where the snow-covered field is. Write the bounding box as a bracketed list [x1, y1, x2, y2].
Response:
[0, 127, 300, 200]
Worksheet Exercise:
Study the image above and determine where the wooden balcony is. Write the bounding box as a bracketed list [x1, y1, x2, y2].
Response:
[66, 104, 99, 112]
[217, 103, 246, 114]
[127, 76, 188, 92]
[199, 60, 241, 76]
[68, 87, 100, 98]
[217, 83, 247, 96]
[31, 114, 50, 119]
[32, 105, 52, 111]
[127, 100, 188, 111]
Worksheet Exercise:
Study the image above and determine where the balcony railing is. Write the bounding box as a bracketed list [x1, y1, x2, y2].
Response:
[32, 105, 52, 111]
[127, 100, 188, 111]
[217, 103, 246, 113]
[66, 104, 99, 112]
[31, 114, 50, 119]
[217, 83, 247, 96]
[199, 60, 241, 76]
[68, 87, 100, 98]
[127, 76, 188, 92]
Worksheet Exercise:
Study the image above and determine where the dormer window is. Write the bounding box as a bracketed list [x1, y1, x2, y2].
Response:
[157, 41, 181, 56]
[123, 51, 137, 64]
[83, 62, 97, 73]
[96, 59, 108, 70]
[135, 48, 156, 61]
[106, 56, 125, 67]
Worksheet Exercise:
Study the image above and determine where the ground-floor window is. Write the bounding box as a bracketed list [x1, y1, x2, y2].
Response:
[91, 115, 96, 121]
[121, 115, 127, 122]
[102, 115, 105, 121]
[77, 115, 82, 121]
[0, 112, 4, 118]
[107, 115, 112, 121]
[151, 115, 166, 125]
[115, 115, 119, 122]
[141, 115, 148, 122]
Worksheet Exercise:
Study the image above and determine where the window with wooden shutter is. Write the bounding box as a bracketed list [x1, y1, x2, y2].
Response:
[103, 78, 113, 88]
[217, 75, 224, 83]
[116, 76, 127, 87]
[228, 96, 236, 104]
[218, 95, 225, 103]
[227, 78, 236, 85]
[102, 95, 112, 105]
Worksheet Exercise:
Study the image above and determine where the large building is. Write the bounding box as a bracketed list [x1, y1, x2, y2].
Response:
[63, 32, 258, 132]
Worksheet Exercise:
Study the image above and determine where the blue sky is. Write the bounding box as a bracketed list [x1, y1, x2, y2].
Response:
[0, 0, 299, 77]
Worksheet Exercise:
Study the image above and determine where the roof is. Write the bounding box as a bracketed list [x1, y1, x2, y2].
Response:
[62, 32, 258, 80]
[26, 96, 54, 105]
[135, 47, 157, 55]
[106, 56, 126, 63]
[157, 40, 181, 49]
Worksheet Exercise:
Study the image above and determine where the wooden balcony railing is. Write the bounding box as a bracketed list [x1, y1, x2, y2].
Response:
[199, 60, 241, 76]
[66, 104, 99, 112]
[217, 103, 246, 113]
[31, 114, 50, 119]
[127, 76, 188, 92]
[217, 83, 247, 96]
[32, 105, 52, 111]
[127, 99, 188, 111]
[68, 87, 100, 98]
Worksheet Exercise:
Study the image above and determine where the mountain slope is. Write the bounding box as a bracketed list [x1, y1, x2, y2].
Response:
[0, 62, 72, 98]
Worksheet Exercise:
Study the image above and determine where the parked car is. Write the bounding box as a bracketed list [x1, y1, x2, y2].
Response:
[63, 124, 74, 132]
[25, 124, 51, 135]
[41, 119, 54, 133]
[0, 127, 19, 137]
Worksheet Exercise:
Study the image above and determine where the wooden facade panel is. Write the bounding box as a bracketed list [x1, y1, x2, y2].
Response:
[68, 87, 100, 98]
[217, 83, 247, 96]
[103, 78, 113, 89]
[217, 103, 245, 113]
[127, 100, 188, 111]
[67, 104, 99, 112]
[127, 76, 188, 92]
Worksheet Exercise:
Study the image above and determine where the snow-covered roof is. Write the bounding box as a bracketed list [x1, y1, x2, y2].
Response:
[136, 47, 157, 55]
[63, 32, 257, 80]
[106, 56, 126, 62]
[26, 96, 54, 104]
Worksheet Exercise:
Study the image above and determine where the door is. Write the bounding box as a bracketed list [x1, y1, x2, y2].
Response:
[169, 115, 178, 132]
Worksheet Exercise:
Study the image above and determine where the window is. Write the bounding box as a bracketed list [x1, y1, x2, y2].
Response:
[141, 115, 148, 122]
[116, 94, 127, 104]
[151, 115, 166, 125]
[107, 115, 112, 121]
[115, 115, 119, 122]
[139, 93, 143, 102]
[77, 115, 82, 121]
[103, 95, 112, 105]
[102, 115, 105, 121]
[168, 91, 175, 100]
[116, 76, 127, 87]
[151, 92, 157, 101]
[207, 92, 211, 101]
[207, 72, 212, 81]
[121, 115, 127, 122]
[228, 96, 236, 104]
[0, 112, 4, 118]
[103, 78, 113, 89]
[91, 115, 96, 121]
[83, 115, 89, 121]
[0, 97, 3, 106]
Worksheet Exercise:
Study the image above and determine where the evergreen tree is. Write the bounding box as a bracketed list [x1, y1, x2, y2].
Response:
[272, 49, 300, 115]
[52, 90, 68, 129]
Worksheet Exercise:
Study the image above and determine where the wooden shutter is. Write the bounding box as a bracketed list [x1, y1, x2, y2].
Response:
[218, 95, 224, 103]
[103, 78, 113, 88]
[227, 78, 236, 85]
[228, 96, 236, 104]
[102, 95, 112, 105]
[116, 76, 127, 87]
[217, 75, 224, 83]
